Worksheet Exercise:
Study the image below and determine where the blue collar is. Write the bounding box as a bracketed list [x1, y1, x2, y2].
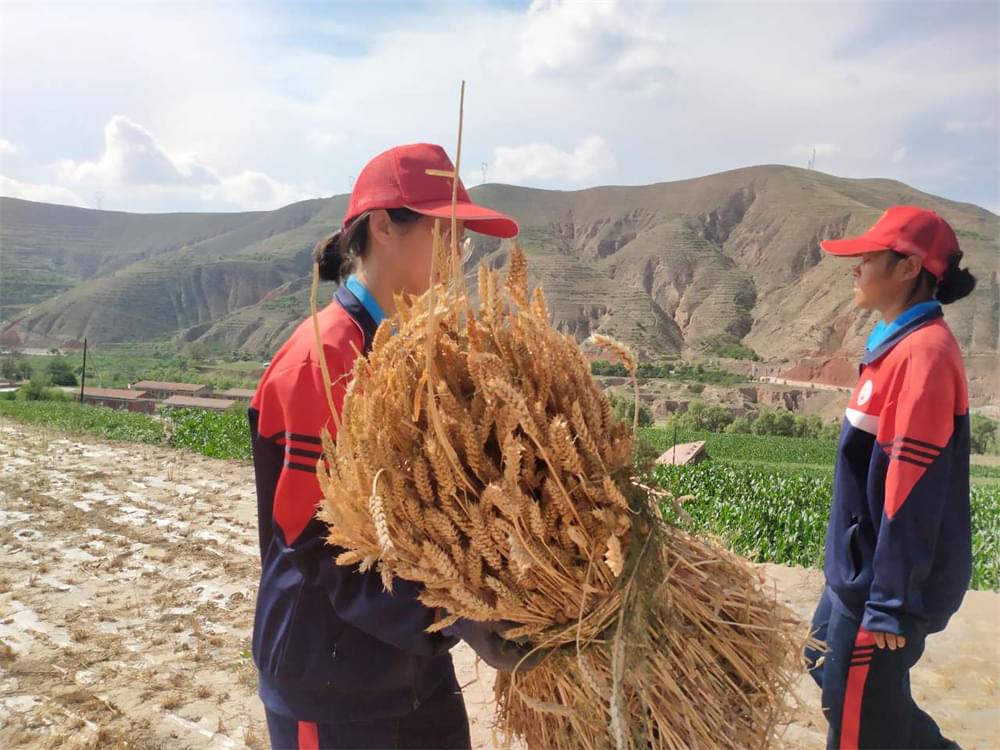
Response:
[866, 301, 941, 353]
[344, 274, 385, 327]
[861, 301, 943, 366]
[334, 282, 378, 354]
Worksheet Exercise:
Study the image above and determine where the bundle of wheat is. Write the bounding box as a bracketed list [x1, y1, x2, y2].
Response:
[314, 241, 801, 749]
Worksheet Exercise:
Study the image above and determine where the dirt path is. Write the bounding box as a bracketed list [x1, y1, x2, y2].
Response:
[1, 422, 996, 749]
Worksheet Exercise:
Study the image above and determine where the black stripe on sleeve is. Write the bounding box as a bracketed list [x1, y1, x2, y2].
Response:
[899, 435, 945, 452]
[288, 447, 323, 460]
[286, 432, 322, 445]
[895, 444, 940, 461]
[890, 453, 933, 468]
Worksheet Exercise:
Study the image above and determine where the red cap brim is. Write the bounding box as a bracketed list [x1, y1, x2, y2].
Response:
[406, 199, 519, 239]
[820, 237, 890, 257]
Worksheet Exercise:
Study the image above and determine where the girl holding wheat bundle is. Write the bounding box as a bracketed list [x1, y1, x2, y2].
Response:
[248, 143, 535, 750]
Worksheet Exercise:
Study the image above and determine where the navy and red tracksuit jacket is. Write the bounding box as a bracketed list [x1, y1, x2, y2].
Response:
[248, 284, 456, 722]
[825, 305, 972, 638]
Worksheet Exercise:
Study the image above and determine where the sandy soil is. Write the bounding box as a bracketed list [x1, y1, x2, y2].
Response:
[1, 422, 996, 749]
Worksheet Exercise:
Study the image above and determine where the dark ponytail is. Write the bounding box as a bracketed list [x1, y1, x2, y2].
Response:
[314, 231, 347, 282]
[313, 207, 423, 283]
[936, 252, 977, 305]
[889, 250, 977, 306]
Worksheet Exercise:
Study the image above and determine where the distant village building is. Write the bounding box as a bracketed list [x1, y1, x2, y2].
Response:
[655, 441, 708, 467]
[213, 388, 256, 402]
[130, 380, 209, 400]
[78, 387, 156, 414]
[163, 395, 236, 412]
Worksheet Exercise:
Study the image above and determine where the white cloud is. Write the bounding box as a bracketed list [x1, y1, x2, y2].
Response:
[0, 175, 86, 206]
[518, 0, 620, 75]
[891, 146, 908, 163]
[0, 1, 996, 212]
[0, 138, 20, 158]
[209, 170, 311, 210]
[57, 115, 216, 188]
[517, 0, 672, 91]
[486, 136, 616, 184]
[48, 116, 310, 211]
[945, 117, 995, 134]
[304, 130, 346, 151]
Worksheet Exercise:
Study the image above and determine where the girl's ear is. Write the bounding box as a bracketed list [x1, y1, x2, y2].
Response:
[898, 254, 924, 282]
[368, 209, 391, 244]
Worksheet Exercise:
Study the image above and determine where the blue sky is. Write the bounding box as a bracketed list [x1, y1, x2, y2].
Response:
[0, 0, 997, 214]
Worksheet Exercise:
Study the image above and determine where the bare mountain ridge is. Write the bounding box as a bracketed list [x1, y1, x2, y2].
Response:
[1, 165, 996, 403]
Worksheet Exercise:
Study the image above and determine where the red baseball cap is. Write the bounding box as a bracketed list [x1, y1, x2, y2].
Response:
[343, 143, 519, 238]
[820, 206, 960, 280]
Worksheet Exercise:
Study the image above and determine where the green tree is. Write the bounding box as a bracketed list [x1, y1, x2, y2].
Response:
[675, 400, 735, 432]
[184, 341, 212, 361]
[47, 357, 78, 386]
[609, 394, 654, 427]
[725, 415, 756, 434]
[753, 409, 796, 437]
[1, 356, 31, 380]
[971, 414, 999, 455]
[793, 414, 825, 439]
[17, 375, 68, 401]
[591, 360, 628, 377]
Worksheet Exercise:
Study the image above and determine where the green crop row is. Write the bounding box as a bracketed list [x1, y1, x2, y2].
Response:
[654, 463, 999, 591]
[164, 408, 253, 460]
[0, 400, 166, 444]
[641, 427, 839, 466]
[0, 400, 253, 461]
[641, 427, 999, 480]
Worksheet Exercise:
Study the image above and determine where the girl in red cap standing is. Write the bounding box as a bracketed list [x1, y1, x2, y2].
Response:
[249, 144, 537, 750]
[806, 206, 977, 749]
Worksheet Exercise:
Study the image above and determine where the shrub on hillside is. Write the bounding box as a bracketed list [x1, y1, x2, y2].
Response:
[697, 334, 761, 361]
[591, 359, 743, 386]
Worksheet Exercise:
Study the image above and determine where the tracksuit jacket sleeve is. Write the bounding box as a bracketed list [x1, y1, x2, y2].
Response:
[253, 340, 450, 658]
[863, 361, 957, 637]
[281, 515, 448, 658]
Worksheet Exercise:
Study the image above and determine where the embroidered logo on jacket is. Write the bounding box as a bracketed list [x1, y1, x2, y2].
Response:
[857, 380, 874, 406]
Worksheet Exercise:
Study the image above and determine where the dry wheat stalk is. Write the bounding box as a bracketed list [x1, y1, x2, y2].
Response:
[311, 241, 801, 749]
[313, 76, 800, 744]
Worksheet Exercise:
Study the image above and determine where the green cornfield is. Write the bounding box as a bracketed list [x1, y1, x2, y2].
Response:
[655, 462, 1000, 591]
[0, 400, 166, 444]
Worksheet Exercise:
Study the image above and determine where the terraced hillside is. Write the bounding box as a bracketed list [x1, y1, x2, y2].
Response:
[2, 166, 997, 403]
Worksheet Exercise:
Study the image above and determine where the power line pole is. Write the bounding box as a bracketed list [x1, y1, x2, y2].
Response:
[481, 162, 488, 185]
[79, 338, 87, 405]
